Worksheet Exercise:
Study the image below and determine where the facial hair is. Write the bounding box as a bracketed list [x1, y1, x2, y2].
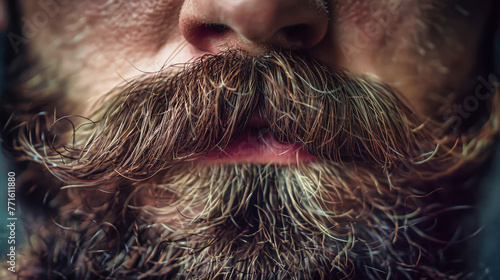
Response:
[1, 50, 499, 279]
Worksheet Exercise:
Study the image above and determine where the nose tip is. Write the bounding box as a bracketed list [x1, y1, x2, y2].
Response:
[180, 0, 329, 53]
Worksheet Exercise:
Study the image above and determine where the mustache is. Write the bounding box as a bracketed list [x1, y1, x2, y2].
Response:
[12, 50, 476, 183]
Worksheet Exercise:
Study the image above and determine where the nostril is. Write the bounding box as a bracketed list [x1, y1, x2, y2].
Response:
[183, 22, 232, 52]
[204, 23, 230, 34]
[282, 24, 319, 48]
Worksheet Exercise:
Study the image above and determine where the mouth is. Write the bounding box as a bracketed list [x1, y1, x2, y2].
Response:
[201, 112, 317, 165]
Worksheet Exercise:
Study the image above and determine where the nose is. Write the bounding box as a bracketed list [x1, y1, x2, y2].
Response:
[179, 0, 329, 53]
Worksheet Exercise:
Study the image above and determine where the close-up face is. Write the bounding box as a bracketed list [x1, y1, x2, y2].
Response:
[11, 0, 494, 117]
[0, 0, 499, 279]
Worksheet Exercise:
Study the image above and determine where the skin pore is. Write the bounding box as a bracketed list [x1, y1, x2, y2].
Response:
[0, 0, 498, 279]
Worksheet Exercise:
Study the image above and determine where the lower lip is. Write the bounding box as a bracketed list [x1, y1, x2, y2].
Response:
[201, 128, 316, 165]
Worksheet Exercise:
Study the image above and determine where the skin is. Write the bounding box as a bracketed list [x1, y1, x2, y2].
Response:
[2, 0, 493, 119]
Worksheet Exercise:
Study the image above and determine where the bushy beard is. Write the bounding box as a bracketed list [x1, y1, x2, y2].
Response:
[2, 50, 499, 279]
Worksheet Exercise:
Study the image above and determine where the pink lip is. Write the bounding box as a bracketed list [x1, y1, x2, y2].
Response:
[201, 128, 316, 165]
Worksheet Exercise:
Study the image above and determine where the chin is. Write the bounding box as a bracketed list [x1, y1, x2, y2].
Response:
[7, 157, 492, 280]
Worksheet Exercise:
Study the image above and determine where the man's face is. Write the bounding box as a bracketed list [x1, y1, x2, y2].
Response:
[2, 0, 499, 279]
[14, 0, 490, 117]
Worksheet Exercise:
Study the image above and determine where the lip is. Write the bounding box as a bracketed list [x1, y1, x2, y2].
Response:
[201, 127, 316, 165]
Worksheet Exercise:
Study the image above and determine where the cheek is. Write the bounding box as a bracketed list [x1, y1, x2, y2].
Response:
[330, 0, 487, 116]
[18, 0, 188, 115]
[83, 0, 183, 52]
[20, 0, 183, 55]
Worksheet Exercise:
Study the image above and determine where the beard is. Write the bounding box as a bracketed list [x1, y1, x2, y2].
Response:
[2, 50, 499, 279]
